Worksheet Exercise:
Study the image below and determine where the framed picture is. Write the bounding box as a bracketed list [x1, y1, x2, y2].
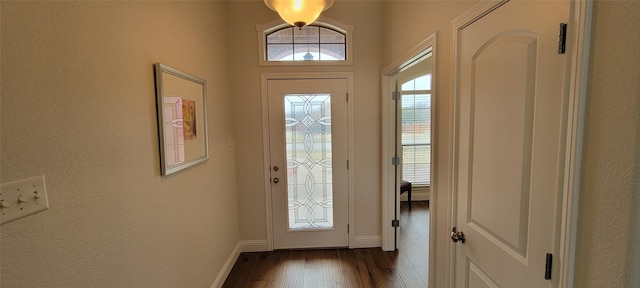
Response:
[154, 63, 209, 176]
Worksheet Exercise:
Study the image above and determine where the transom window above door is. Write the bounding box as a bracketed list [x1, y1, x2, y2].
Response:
[267, 25, 346, 61]
[257, 18, 353, 66]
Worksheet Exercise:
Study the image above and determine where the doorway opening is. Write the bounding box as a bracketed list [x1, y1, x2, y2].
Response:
[381, 33, 436, 288]
[397, 58, 432, 287]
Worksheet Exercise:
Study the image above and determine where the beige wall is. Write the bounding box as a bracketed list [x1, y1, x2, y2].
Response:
[227, 1, 383, 243]
[382, 1, 640, 287]
[0, 2, 238, 287]
[576, 1, 640, 287]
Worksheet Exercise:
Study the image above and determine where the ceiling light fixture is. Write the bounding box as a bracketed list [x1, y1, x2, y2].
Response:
[264, 0, 334, 29]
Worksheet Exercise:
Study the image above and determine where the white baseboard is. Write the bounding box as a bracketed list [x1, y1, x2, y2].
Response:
[351, 236, 381, 248]
[209, 243, 241, 288]
[209, 240, 269, 288]
[400, 191, 430, 201]
[239, 239, 269, 252]
[400, 186, 430, 202]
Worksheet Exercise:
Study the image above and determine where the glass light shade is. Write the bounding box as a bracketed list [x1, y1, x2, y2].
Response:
[264, 0, 334, 28]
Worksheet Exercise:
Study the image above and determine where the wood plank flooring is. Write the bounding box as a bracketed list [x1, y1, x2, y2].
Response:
[223, 201, 429, 288]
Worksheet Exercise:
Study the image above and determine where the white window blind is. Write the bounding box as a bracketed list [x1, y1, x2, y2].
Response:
[401, 74, 431, 185]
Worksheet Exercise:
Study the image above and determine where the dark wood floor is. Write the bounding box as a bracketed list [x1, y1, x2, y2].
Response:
[223, 201, 429, 288]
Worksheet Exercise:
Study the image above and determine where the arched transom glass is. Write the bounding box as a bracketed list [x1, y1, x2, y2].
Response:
[266, 25, 347, 62]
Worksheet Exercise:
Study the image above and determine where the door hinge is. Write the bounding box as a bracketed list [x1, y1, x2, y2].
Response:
[545, 253, 553, 280]
[347, 224, 350, 233]
[347, 160, 349, 169]
[392, 219, 400, 227]
[392, 91, 401, 100]
[392, 156, 400, 166]
[346, 92, 349, 102]
[558, 23, 567, 54]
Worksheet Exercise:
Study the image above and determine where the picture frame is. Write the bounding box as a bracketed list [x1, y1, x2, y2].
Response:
[154, 63, 209, 176]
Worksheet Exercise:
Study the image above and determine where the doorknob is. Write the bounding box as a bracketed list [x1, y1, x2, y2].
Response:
[451, 227, 465, 243]
[272, 177, 280, 184]
[273, 165, 279, 172]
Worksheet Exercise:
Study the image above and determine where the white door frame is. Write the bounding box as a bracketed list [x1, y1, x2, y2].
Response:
[447, 1, 593, 287]
[381, 33, 437, 286]
[261, 72, 355, 250]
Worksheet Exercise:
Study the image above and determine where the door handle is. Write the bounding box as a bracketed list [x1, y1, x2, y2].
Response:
[451, 227, 465, 243]
[273, 165, 279, 172]
[272, 177, 280, 184]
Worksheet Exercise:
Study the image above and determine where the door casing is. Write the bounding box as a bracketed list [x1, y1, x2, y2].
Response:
[261, 72, 355, 250]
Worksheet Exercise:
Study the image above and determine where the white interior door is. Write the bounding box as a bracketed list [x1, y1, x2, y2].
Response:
[268, 78, 349, 249]
[452, 0, 570, 287]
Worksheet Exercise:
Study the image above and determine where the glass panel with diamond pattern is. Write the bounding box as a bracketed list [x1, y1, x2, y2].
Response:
[284, 94, 334, 230]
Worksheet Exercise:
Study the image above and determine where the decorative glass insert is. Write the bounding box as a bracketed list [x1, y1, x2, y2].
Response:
[401, 74, 432, 185]
[267, 25, 346, 61]
[284, 94, 334, 230]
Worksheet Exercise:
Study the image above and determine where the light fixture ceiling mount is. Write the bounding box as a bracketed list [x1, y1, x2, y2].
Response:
[264, 0, 335, 28]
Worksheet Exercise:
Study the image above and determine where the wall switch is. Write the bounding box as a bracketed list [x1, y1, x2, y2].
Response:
[1, 175, 49, 225]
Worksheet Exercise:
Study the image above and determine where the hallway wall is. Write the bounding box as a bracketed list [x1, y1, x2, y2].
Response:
[576, 1, 640, 287]
[0, 2, 239, 287]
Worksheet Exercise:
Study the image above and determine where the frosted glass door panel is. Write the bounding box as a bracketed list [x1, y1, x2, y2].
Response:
[284, 94, 334, 230]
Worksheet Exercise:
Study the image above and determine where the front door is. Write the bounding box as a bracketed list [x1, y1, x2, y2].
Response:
[452, 1, 570, 287]
[268, 78, 349, 249]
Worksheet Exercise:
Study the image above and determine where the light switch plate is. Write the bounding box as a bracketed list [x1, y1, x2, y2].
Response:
[1, 175, 49, 225]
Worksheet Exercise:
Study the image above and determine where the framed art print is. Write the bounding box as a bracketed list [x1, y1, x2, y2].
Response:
[154, 63, 209, 176]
